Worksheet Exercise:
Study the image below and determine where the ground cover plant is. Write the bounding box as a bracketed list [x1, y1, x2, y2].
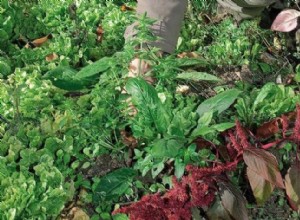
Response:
[0, 0, 300, 219]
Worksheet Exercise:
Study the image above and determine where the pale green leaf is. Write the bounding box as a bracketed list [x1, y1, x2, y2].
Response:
[76, 57, 111, 79]
[177, 71, 222, 82]
[197, 89, 241, 117]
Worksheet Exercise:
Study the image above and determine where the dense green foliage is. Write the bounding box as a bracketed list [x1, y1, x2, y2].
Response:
[0, 0, 299, 219]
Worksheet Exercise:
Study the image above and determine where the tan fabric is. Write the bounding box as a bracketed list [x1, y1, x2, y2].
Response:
[124, 0, 188, 54]
[124, 0, 277, 53]
[217, 0, 277, 20]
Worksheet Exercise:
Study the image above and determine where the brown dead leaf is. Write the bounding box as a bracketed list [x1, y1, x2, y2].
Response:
[193, 137, 213, 151]
[25, 34, 53, 48]
[128, 58, 155, 84]
[121, 4, 135, 12]
[243, 147, 285, 189]
[60, 207, 89, 220]
[256, 118, 280, 139]
[177, 52, 200, 59]
[120, 130, 138, 149]
[72, 207, 89, 220]
[46, 53, 58, 62]
[285, 163, 300, 211]
[96, 25, 104, 43]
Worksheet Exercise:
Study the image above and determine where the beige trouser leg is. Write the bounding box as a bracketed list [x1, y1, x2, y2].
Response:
[124, 0, 188, 54]
[217, 0, 277, 20]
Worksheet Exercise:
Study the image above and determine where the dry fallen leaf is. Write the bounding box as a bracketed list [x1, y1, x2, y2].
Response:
[177, 52, 200, 59]
[96, 25, 104, 43]
[46, 53, 58, 62]
[128, 58, 155, 84]
[121, 4, 135, 12]
[25, 34, 53, 48]
[271, 9, 300, 32]
[72, 207, 89, 220]
[120, 130, 138, 149]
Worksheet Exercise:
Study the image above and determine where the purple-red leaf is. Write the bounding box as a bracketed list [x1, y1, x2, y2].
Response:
[243, 147, 285, 188]
[247, 168, 275, 205]
[256, 119, 280, 139]
[285, 163, 300, 211]
[219, 181, 249, 220]
[271, 9, 300, 32]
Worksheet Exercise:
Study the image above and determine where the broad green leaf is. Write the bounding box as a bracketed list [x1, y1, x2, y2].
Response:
[247, 168, 274, 205]
[197, 89, 241, 117]
[75, 57, 111, 79]
[126, 78, 170, 134]
[151, 138, 182, 159]
[212, 122, 235, 132]
[151, 161, 165, 178]
[198, 111, 213, 126]
[177, 71, 222, 82]
[0, 58, 11, 76]
[93, 168, 136, 202]
[174, 158, 185, 179]
[191, 125, 215, 137]
[243, 147, 284, 188]
[113, 214, 129, 220]
[252, 83, 276, 110]
[285, 163, 300, 211]
[43, 66, 89, 91]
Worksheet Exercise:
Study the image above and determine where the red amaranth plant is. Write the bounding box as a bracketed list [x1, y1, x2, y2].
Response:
[114, 106, 300, 219]
[113, 161, 238, 219]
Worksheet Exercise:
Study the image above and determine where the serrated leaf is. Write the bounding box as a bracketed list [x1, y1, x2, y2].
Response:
[285, 163, 300, 211]
[93, 168, 136, 202]
[197, 89, 241, 117]
[177, 71, 222, 82]
[219, 181, 249, 220]
[75, 57, 111, 79]
[125, 78, 170, 134]
[247, 168, 274, 205]
[243, 147, 284, 188]
[271, 9, 300, 32]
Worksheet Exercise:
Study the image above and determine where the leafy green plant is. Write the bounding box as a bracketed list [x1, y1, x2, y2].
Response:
[125, 78, 239, 179]
[235, 83, 299, 126]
